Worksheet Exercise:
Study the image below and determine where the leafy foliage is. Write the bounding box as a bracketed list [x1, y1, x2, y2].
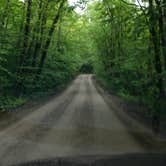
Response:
[0, 0, 86, 110]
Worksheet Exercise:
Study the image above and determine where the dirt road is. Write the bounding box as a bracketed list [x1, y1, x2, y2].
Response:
[0, 75, 155, 165]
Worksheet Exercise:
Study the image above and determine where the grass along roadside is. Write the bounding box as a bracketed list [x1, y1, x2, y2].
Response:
[0, 77, 75, 131]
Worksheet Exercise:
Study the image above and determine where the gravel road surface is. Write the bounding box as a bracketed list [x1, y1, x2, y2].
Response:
[0, 75, 156, 165]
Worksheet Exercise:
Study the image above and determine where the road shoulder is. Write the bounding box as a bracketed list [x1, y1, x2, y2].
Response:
[93, 77, 166, 152]
[0, 80, 74, 132]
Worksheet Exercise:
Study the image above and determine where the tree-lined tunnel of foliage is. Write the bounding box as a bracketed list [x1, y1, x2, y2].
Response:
[0, 0, 166, 132]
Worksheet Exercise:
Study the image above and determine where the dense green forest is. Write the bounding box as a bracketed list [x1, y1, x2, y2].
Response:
[0, 0, 166, 132]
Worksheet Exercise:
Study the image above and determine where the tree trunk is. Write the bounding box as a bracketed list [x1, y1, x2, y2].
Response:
[155, 0, 166, 71]
[37, 0, 65, 76]
[15, 0, 32, 96]
[19, 0, 32, 66]
[32, 0, 49, 67]
[1, 0, 10, 28]
[148, 0, 163, 135]
[149, 0, 164, 96]
[57, 18, 62, 53]
[162, 0, 166, 70]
